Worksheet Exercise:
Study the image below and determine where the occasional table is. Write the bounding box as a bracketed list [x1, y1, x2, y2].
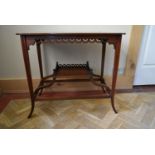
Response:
[17, 33, 125, 118]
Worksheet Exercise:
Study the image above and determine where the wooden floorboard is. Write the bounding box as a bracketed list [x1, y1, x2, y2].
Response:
[0, 92, 155, 129]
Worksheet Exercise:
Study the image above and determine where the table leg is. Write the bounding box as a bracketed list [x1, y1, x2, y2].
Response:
[37, 41, 43, 79]
[21, 36, 35, 118]
[36, 41, 44, 95]
[111, 38, 122, 113]
[101, 40, 106, 83]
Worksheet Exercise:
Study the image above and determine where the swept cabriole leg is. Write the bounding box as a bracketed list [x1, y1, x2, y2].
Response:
[111, 37, 122, 113]
[21, 36, 35, 118]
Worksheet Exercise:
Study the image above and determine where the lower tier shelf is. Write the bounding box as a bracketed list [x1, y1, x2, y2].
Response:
[33, 62, 111, 101]
[36, 90, 111, 101]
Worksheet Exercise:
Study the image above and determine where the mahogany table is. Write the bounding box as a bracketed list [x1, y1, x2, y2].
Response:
[17, 33, 125, 118]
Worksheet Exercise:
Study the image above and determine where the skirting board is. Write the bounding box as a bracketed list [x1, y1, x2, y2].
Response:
[0, 88, 2, 96]
[0, 75, 132, 93]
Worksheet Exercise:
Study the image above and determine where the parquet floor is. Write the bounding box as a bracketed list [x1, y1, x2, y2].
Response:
[0, 92, 155, 129]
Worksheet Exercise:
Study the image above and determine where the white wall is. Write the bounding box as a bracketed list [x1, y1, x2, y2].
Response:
[0, 25, 132, 79]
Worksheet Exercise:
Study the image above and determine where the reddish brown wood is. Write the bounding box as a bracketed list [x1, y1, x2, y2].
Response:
[17, 33, 124, 118]
[55, 66, 90, 76]
[36, 41, 43, 79]
[20, 36, 35, 118]
[111, 36, 122, 113]
[36, 90, 110, 101]
[101, 39, 107, 83]
[16, 32, 125, 36]
[52, 62, 92, 79]
[17, 33, 125, 47]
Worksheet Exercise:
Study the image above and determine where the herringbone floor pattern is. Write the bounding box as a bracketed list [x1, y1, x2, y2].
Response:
[0, 92, 155, 129]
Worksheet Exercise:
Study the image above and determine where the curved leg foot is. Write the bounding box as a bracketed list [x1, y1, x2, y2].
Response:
[28, 99, 35, 119]
[111, 97, 118, 113]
